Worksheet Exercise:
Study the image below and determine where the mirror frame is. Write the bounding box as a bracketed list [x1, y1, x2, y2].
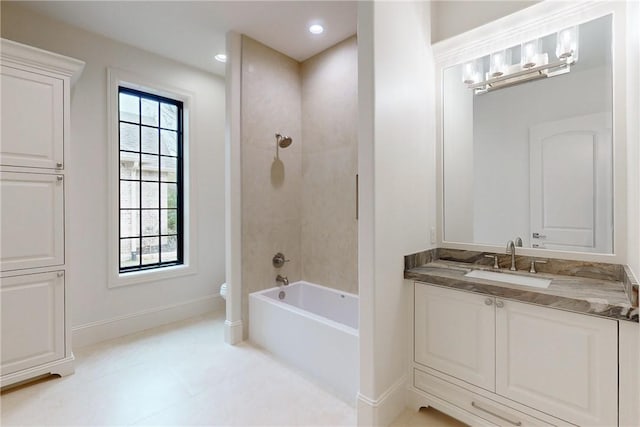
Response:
[433, 1, 632, 264]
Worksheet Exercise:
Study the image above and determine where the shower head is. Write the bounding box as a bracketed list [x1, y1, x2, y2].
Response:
[275, 133, 293, 149]
[279, 136, 293, 148]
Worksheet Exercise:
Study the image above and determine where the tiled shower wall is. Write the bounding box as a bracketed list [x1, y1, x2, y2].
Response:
[240, 35, 358, 336]
[241, 36, 303, 337]
[301, 36, 358, 294]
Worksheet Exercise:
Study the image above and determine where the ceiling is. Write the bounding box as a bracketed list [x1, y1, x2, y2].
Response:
[17, 1, 358, 76]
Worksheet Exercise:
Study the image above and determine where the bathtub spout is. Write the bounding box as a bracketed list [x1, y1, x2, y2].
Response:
[276, 275, 289, 286]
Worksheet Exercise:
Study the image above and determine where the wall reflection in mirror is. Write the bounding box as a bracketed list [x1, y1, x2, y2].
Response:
[443, 15, 613, 253]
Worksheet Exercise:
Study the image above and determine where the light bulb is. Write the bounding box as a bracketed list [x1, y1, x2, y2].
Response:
[490, 51, 507, 77]
[521, 39, 539, 69]
[556, 26, 579, 61]
[309, 24, 324, 35]
[462, 61, 478, 84]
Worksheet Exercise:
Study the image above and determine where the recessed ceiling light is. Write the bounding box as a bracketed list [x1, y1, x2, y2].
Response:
[214, 54, 227, 63]
[309, 24, 324, 35]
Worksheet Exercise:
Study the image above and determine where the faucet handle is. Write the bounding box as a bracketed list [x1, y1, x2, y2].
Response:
[272, 252, 290, 268]
[529, 258, 548, 274]
[484, 254, 500, 269]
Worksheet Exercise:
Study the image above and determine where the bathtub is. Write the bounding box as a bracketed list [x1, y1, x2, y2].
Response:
[249, 281, 359, 403]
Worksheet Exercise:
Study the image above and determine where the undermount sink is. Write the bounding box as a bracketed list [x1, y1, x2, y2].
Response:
[464, 269, 552, 289]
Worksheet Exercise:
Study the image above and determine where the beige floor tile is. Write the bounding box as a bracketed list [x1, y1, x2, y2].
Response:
[1, 312, 355, 427]
[391, 407, 468, 427]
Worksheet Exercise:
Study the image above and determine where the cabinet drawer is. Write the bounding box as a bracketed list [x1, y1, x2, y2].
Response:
[0, 65, 64, 170]
[414, 368, 568, 427]
[0, 172, 64, 271]
[1, 271, 65, 375]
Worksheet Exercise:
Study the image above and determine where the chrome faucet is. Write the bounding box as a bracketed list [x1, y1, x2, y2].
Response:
[506, 240, 517, 271]
[276, 274, 289, 286]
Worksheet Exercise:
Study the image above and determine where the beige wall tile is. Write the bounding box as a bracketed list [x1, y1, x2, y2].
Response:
[241, 35, 358, 336]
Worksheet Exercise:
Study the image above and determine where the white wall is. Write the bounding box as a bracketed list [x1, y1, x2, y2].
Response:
[431, 1, 539, 43]
[357, 1, 435, 425]
[1, 3, 226, 346]
[627, 1, 640, 278]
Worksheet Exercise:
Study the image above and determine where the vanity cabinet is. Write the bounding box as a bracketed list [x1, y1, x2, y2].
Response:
[495, 298, 617, 426]
[413, 282, 619, 427]
[0, 38, 83, 387]
[414, 284, 495, 390]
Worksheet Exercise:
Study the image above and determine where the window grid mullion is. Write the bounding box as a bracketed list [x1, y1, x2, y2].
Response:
[157, 100, 162, 263]
[118, 86, 183, 272]
[138, 95, 143, 268]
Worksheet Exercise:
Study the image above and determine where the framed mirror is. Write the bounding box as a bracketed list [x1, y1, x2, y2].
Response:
[436, 6, 628, 261]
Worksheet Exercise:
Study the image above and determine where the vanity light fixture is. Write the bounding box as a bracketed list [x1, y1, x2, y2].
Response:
[556, 26, 579, 61]
[489, 50, 508, 77]
[521, 39, 540, 69]
[462, 59, 483, 84]
[214, 53, 227, 63]
[464, 26, 578, 95]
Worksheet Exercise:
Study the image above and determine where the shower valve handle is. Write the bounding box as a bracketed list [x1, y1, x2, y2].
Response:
[272, 252, 290, 268]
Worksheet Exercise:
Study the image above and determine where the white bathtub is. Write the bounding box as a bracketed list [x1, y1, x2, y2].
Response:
[249, 281, 359, 403]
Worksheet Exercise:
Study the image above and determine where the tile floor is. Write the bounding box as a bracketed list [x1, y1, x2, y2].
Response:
[1, 312, 465, 426]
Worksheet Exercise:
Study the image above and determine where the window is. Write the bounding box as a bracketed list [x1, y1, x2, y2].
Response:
[118, 87, 183, 272]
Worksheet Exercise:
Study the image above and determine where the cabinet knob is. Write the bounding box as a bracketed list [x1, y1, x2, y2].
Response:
[57, 175, 64, 182]
[496, 300, 505, 308]
[56, 162, 63, 169]
[57, 271, 64, 277]
[484, 298, 493, 306]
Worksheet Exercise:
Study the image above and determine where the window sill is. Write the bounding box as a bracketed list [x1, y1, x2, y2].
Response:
[109, 263, 196, 288]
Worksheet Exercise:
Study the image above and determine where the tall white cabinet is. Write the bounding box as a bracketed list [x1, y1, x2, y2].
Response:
[0, 38, 84, 387]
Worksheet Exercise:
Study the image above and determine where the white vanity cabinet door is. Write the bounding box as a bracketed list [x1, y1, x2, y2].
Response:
[0, 172, 64, 271]
[495, 299, 618, 427]
[1, 271, 65, 376]
[0, 65, 64, 170]
[415, 283, 496, 391]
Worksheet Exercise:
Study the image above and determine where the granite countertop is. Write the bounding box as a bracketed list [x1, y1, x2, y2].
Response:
[406, 260, 639, 323]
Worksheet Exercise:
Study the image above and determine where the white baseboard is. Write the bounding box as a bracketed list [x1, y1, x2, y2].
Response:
[72, 294, 224, 348]
[1, 355, 75, 388]
[357, 374, 407, 426]
[224, 319, 243, 345]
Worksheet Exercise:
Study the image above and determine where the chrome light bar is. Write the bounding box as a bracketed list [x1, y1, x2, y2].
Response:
[469, 56, 575, 95]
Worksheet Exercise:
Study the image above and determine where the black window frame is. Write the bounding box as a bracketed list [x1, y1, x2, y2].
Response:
[118, 86, 184, 273]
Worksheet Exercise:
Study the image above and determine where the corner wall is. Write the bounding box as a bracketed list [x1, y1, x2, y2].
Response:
[357, 2, 436, 425]
[1, 3, 226, 346]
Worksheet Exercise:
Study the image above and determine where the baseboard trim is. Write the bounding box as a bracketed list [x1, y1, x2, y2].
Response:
[72, 294, 224, 348]
[357, 374, 407, 426]
[1, 355, 75, 388]
[224, 319, 243, 345]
